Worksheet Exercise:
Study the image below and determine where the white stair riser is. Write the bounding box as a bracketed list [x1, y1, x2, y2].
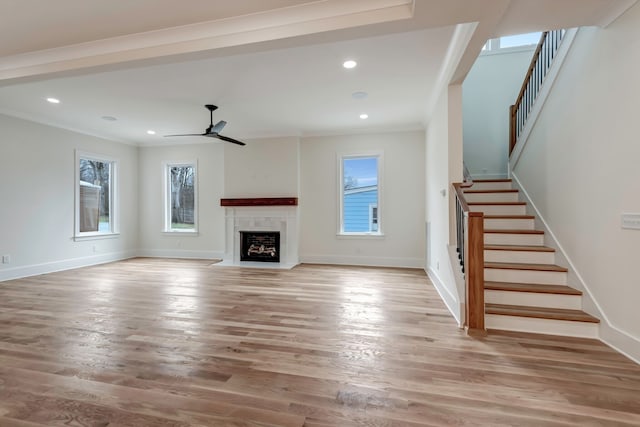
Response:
[486, 314, 598, 338]
[463, 192, 520, 203]
[485, 249, 555, 264]
[484, 218, 535, 230]
[484, 233, 545, 246]
[485, 290, 582, 310]
[485, 268, 567, 285]
[469, 204, 527, 215]
[470, 182, 513, 191]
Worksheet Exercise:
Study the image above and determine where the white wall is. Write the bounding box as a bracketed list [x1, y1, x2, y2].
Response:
[299, 131, 425, 268]
[0, 114, 138, 280]
[425, 86, 464, 325]
[513, 4, 640, 360]
[224, 137, 299, 197]
[138, 142, 225, 259]
[463, 47, 535, 178]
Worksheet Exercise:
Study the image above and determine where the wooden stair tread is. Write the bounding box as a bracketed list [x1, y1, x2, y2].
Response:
[463, 189, 519, 194]
[485, 262, 568, 272]
[485, 245, 555, 252]
[468, 201, 526, 206]
[484, 229, 544, 235]
[472, 179, 512, 183]
[486, 303, 599, 323]
[484, 281, 582, 295]
[484, 214, 535, 219]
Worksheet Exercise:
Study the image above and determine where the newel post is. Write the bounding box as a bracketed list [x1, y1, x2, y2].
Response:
[466, 211, 486, 336]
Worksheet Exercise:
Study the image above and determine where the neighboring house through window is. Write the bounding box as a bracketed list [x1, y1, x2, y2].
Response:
[164, 162, 197, 233]
[339, 154, 382, 235]
[75, 151, 118, 239]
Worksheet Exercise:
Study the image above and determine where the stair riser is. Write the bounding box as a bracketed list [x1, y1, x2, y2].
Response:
[484, 218, 535, 230]
[463, 192, 520, 203]
[485, 250, 555, 264]
[470, 181, 513, 191]
[485, 290, 582, 310]
[485, 268, 567, 285]
[484, 233, 544, 246]
[485, 314, 598, 338]
[470, 205, 527, 215]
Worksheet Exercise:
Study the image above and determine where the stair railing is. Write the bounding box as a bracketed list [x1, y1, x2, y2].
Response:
[453, 182, 485, 335]
[509, 29, 566, 154]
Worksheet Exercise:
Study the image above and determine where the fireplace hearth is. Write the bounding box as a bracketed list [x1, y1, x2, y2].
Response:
[240, 231, 280, 263]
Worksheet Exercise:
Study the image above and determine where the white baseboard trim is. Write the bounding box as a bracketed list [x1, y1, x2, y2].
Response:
[136, 249, 224, 260]
[0, 250, 137, 282]
[470, 173, 508, 180]
[512, 172, 640, 364]
[427, 266, 462, 327]
[299, 255, 423, 269]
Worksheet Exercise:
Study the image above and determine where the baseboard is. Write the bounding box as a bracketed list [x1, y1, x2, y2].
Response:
[299, 254, 423, 269]
[470, 173, 508, 180]
[136, 249, 224, 260]
[427, 266, 462, 327]
[512, 172, 640, 364]
[0, 250, 137, 282]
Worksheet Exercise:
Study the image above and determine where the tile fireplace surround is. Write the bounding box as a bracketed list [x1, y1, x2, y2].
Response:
[219, 198, 299, 269]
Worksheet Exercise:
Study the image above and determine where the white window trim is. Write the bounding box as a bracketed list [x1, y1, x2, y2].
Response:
[163, 160, 199, 235]
[337, 151, 384, 237]
[74, 150, 119, 241]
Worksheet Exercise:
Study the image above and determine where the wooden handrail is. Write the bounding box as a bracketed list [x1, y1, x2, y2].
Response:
[509, 30, 565, 154]
[452, 182, 486, 336]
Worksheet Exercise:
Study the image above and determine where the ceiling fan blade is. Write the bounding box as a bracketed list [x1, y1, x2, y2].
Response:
[211, 120, 227, 134]
[215, 134, 246, 146]
[164, 133, 206, 137]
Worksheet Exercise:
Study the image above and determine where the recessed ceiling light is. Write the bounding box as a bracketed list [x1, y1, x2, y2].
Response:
[343, 60, 357, 69]
[146, 130, 156, 135]
[360, 113, 369, 120]
[101, 116, 117, 121]
[46, 97, 60, 104]
[352, 91, 368, 100]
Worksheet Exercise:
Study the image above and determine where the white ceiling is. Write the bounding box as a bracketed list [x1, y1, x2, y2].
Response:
[0, 0, 635, 146]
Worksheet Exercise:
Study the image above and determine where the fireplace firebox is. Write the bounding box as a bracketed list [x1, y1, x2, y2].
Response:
[240, 231, 280, 263]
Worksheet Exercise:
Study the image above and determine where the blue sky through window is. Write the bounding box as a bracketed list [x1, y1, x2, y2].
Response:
[344, 157, 377, 189]
[500, 32, 541, 48]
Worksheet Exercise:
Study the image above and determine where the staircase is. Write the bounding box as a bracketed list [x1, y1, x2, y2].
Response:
[463, 179, 599, 338]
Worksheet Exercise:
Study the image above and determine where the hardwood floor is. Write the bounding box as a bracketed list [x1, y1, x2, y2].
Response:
[0, 258, 638, 426]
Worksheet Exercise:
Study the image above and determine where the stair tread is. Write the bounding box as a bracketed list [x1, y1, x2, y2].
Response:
[485, 229, 544, 234]
[485, 281, 582, 295]
[472, 179, 512, 183]
[485, 262, 568, 272]
[486, 303, 599, 323]
[485, 244, 555, 252]
[463, 189, 519, 194]
[468, 201, 526, 205]
[484, 215, 535, 219]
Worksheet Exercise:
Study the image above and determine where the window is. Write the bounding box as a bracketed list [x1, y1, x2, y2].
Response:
[339, 154, 382, 235]
[165, 163, 197, 233]
[75, 152, 117, 238]
[482, 32, 542, 53]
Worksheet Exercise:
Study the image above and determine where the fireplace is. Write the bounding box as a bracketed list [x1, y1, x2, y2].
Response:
[240, 231, 280, 263]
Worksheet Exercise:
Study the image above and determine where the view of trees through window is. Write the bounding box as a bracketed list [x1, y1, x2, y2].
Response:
[79, 158, 111, 233]
[168, 165, 195, 230]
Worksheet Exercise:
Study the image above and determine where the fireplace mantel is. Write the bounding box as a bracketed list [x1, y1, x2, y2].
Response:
[220, 197, 298, 207]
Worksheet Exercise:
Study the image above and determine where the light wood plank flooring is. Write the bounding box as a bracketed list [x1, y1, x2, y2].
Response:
[0, 258, 638, 426]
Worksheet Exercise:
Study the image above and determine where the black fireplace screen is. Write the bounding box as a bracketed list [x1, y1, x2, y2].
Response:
[240, 231, 280, 262]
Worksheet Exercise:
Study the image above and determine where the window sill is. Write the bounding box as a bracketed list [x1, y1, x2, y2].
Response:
[74, 233, 120, 242]
[336, 232, 385, 240]
[162, 230, 199, 236]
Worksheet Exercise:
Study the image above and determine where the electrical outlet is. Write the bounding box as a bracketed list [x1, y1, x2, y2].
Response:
[2, 255, 10, 264]
[622, 213, 640, 230]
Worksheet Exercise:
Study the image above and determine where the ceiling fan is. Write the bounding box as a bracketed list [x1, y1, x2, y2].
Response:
[164, 104, 246, 146]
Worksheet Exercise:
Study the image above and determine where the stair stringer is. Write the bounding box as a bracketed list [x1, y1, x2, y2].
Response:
[511, 173, 640, 363]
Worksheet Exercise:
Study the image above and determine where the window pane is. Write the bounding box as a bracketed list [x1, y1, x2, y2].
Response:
[79, 158, 110, 232]
[499, 32, 541, 49]
[343, 157, 378, 233]
[169, 166, 195, 230]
